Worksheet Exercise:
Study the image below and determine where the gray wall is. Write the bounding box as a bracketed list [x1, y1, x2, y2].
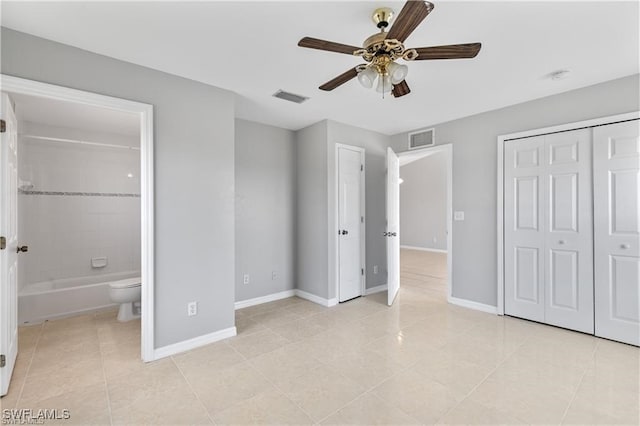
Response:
[235, 119, 296, 302]
[400, 152, 447, 251]
[295, 121, 329, 298]
[2, 28, 236, 347]
[327, 120, 390, 293]
[295, 119, 391, 300]
[392, 73, 640, 306]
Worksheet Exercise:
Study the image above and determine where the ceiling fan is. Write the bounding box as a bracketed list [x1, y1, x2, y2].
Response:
[298, 0, 481, 98]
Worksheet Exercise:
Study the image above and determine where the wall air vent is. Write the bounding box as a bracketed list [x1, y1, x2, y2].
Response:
[408, 128, 435, 150]
[272, 90, 309, 104]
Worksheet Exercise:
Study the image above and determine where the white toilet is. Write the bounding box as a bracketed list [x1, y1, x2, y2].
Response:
[108, 277, 142, 322]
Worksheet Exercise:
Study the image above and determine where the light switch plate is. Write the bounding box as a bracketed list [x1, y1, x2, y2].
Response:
[454, 211, 465, 221]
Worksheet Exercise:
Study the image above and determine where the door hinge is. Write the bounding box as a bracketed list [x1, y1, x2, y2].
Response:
[0, 236, 6, 250]
[361, 164, 364, 171]
[361, 216, 364, 223]
[361, 268, 364, 276]
[0, 119, 5, 133]
[0, 354, 5, 368]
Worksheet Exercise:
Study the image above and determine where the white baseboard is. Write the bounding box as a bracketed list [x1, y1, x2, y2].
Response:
[448, 296, 498, 314]
[295, 289, 338, 307]
[365, 284, 388, 295]
[235, 290, 296, 310]
[400, 245, 448, 254]
[153, 326, 237, 360]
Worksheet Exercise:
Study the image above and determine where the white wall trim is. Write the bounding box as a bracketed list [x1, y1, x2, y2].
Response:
[448, 296, 498, 315]
[400, 245, 448, 254]
[295, 289, 338, 307]
[153, 326, 237, 360]
[1, 74, 156, 362]
[365, 284, 387, 295]
[235, 289, 339, 310]
[234, 290, 296, 310]
[398, 143, 453, 302]
[496, 111, 640, 316]
[334, 143, 366, 303]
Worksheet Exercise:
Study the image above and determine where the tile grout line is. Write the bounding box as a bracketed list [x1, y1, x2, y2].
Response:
[558, 338, 600, 424]
[227, 317, 399, 426]
[169, 355, 218, 425]
[432, 330, 532, 424]
[95, 313, 114, 426]
[224, 341, 320, 424]
[12, 322, 44, 408]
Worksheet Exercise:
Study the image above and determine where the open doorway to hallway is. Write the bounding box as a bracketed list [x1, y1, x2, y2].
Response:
[398, 147, 449, 301]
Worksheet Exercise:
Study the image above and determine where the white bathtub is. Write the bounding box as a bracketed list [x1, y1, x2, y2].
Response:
[18, 271, 140, 324]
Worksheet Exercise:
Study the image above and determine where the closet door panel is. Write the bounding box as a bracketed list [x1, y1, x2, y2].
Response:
[505, 136, 545, 322]
[544, 129, 594, 333]
[594, 120, 640, 346]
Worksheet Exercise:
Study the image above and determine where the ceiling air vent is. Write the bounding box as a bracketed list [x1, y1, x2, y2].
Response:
[272, 90, 309, 104]
[408, 128, 435, 150]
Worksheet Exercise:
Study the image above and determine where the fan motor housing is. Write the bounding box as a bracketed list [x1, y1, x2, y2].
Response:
[363, 32, 387, 52]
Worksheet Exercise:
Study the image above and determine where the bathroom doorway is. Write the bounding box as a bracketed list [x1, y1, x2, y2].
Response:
[0, 75, 154, 397]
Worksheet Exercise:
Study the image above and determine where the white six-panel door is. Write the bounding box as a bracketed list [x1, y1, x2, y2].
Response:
[594, 120, 640, 346]
[505, 129, 594, 333]
[1, 92, 19, 396]
[543, 129, 593, 333]
[337, 145, 363, 302]
[504, 136, 546, 322]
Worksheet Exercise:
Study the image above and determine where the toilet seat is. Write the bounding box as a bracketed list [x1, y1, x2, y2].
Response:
[109, 277, 141, 289]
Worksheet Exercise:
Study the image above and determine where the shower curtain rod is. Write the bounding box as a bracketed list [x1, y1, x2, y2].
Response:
[20, 134, 141, 151]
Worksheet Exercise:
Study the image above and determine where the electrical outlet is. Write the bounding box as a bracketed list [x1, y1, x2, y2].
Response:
[272, 271, 277, 280]
[454, 211, 465, 221]
[187, 301, 197, 316]
[243, 274, 250, 285]
[373, 265, 379, 274]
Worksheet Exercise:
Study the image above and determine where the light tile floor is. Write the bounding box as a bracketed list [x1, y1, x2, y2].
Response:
[1, 249, 638, 425]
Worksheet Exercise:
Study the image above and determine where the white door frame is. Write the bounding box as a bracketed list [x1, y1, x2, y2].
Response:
[496, 111, 640, 315]
[0, 74, 155, 362]
[334, 143, 366, 301]
[397, 143, 453, 302]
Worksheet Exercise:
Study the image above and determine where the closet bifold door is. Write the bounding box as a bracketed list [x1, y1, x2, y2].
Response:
[504, 129, 594, 333]
[594, 120, 640, 346]
[543, 129, 593, 333]
[504, 136, 545, 323]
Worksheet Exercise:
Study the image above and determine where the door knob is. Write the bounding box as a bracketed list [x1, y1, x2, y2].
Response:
[17, 245, 28, 253]
[390, 232, 397, 237]
[383, 232, 388, 236]
[620, 244, 631, 249]
[558, 240, 566, 245]
[341, 230, 348, 235]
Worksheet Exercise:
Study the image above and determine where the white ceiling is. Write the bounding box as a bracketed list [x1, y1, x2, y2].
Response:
[2, 1, 638, 135]
[11, 92, 140, 136]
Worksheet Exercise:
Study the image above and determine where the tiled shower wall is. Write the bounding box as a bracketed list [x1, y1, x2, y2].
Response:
[18, 122, 141, 289]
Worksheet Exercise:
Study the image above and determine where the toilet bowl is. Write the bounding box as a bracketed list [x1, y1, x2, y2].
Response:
[108, 277, 141, 322]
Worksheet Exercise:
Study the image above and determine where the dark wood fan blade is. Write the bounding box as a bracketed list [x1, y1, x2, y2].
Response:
[298, 37, 360, 55]
[319, 68, 358, 91]
[412, 43, 482, 60]
[386, 1, 434, 43]
[392, 80, 411, 97]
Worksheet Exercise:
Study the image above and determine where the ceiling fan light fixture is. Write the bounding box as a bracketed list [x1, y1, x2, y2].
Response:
[387, 61, 409, 85]
[298, 1, 482, 98]
[375, 74, 393, 94]
[357, 67, 378, 89]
